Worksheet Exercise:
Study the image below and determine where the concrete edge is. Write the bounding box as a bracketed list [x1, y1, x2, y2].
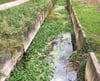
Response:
[85, 52, 100, 81]
[23, 0, 54, 52]
[67, 0, 86, 50]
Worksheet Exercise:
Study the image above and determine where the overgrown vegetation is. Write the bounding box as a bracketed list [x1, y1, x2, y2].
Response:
[0, 0, 51, 55]
[8, 0, 72, 80]
[69, 40, 90, 81]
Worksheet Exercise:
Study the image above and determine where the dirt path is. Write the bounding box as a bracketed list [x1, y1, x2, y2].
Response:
[0, 0, 29, 11]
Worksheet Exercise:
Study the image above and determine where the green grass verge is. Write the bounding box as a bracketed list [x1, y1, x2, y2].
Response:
[0, 0, 14, 4]
[8, 0, 72, 81]
[0, 0, 51, 54]
[72, 0, 100, 53]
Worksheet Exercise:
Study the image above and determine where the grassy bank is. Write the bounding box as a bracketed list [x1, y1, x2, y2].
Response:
[8, 0, 72, 81]
[0, 0, 51, 55]
[70, 0, 100, 80]
[72, 0, 100, 53]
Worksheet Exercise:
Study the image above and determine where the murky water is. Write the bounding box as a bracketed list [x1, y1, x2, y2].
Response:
[50, 33, 77, 81]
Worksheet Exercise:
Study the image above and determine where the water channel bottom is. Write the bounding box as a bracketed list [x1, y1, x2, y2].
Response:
[50, 33, 77, 81]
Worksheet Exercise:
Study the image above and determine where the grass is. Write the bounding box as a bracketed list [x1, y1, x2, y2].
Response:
[0, 0, 15, 4]
[0, 0, 51, 55]
[96, 54, 100, 63]
[8, 0, 72, 81]
[71, 0, 100, 80]
[72, 0, 100, 53]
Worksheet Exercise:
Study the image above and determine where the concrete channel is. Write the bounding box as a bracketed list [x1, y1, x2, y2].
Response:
[2, 0, 78, 81]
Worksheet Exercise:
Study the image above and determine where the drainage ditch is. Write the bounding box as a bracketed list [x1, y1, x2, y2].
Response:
[8, 0, 78, 81]
[41, 0, 78, 81]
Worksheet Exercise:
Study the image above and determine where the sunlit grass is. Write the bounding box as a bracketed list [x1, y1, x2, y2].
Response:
[72, 0, 100, 53]
[71, 0, 100, 81]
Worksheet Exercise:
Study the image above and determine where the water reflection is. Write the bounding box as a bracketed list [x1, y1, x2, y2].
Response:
[50, 33, 77, 81]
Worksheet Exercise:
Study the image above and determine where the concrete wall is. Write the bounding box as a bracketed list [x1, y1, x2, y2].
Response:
[67, 0, 100, 81]
[67, 0, 86, 50]
[85, 52, 100, 81]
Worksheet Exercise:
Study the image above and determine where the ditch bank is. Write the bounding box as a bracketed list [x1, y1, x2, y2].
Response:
[67, 0, 100, 81]
[67, 0, 86, 51]
[0, 0, 56, 81]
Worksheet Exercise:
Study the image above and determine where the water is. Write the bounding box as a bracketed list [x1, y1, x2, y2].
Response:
[50, 33, 77, 81]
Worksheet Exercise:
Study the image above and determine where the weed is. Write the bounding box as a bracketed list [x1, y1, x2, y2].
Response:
[0, 0, 51, 56]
